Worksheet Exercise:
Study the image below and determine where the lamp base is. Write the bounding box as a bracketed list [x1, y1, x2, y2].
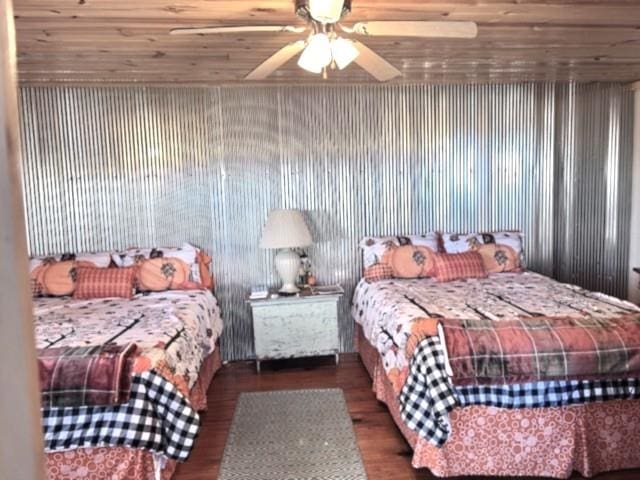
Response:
[274, 248, 301, 294]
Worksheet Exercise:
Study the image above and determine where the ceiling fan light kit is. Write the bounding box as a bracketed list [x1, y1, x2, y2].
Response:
[330, 37, 359, 70]
[298, 33, 333, 73]
[172, 0, 477, 82]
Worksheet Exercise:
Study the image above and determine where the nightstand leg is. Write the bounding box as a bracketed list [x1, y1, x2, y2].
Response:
[335, 353, 339, 365]
[256, 360, 261, 373]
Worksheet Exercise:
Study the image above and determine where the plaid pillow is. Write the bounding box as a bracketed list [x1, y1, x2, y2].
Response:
[31, 278, 43, 297]
[73, 266, 136, 300]
[433, 251, 487, 283]
[364, 263, 394, 283]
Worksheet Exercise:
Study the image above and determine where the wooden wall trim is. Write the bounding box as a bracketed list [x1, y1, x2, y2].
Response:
[0, 0, 45, 477]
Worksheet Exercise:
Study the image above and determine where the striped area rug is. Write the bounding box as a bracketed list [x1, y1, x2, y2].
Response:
[219, 388, 368, 480]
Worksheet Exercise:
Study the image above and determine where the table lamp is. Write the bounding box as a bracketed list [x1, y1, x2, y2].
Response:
[260, 209, 313, 293]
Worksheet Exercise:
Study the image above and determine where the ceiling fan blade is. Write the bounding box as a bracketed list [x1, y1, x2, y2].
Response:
[170, 25, 306, 35]
[347, 21, 478, 38]
[352, 41, 401, 82]
[245, 41, 306, 80]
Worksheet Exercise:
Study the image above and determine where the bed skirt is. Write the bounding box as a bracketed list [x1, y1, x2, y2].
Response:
[44, 348, 223, 480]
[356, 324, 640, 478]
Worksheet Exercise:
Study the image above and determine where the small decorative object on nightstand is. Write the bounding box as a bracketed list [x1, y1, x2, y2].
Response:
[259, 209, 312, 294]
[247, 285, 343, 373]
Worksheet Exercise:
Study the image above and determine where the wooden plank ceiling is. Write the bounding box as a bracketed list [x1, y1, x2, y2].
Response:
[12, 0, 640, 85]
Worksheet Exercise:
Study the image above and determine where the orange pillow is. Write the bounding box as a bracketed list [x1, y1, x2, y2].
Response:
[29, 252, 113, 297]
[136, 257, 192, 292]
[360, 234, 440, 281]
[113, 244, 213, 291]
[41, 261, 77, 296]
[433, 251, 488, 283]
[73, 266, 136, 300]
[197, 250, 214, 290]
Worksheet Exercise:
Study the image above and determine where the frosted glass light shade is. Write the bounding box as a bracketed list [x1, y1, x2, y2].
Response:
[308, 0, 345, 23]
[260, 209, 313, 249]
[298, 33, 332, 74]
[331, 37, 359, 69]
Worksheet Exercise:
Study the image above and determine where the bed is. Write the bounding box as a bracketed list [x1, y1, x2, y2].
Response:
[35, 288, 224, 480]
[352, 271, 640, 478]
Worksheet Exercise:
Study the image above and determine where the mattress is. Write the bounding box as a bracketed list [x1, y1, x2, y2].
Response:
[34, 289, 223, 463]
[352, 272, 640, 445]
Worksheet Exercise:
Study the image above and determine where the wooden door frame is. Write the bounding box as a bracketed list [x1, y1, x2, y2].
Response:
[0, 1, 45, 478]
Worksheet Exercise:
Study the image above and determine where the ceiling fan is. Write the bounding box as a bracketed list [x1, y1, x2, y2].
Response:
[170, 0, 478, 82]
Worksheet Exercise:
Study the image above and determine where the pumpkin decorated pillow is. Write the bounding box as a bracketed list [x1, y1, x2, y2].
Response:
[442, 230, 524, 273]
[112, 242, 210, 291]
[29, 252, 113, 297]
[360, 234, 440, 282]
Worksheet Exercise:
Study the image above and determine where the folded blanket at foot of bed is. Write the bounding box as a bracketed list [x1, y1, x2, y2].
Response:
[38, 343, 137, 408]
[436, 313, 640, 384]
[42, 369, 200, 461]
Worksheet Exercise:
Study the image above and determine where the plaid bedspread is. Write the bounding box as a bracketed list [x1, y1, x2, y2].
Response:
[38, 343, 137, 407]
[439, 314, 640, 385]
[42, 370, 199, 461]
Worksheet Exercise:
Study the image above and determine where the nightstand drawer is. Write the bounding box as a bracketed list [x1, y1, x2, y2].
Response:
[252, 300, 339, 360]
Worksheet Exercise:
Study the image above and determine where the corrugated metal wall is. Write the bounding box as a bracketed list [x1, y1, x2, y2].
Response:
[18, 83, 633, 361]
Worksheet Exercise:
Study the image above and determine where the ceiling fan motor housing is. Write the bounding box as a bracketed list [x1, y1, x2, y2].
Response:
[295, 0, 352, 23]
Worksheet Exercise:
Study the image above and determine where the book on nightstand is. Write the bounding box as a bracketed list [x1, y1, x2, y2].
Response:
[249, 286, 269, 300]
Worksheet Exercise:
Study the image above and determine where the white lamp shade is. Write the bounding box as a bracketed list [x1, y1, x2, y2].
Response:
[260, 209, 313, 249]
[308, 0, 345, 23]
[331, 37, 359, 70]
[298, 33, 332, 74]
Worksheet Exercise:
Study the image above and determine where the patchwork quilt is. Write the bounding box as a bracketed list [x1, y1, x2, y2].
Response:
[352, 272, 640, 445]
[34, 289, 223, 461]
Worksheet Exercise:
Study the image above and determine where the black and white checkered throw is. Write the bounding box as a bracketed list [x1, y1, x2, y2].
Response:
[399, 336, 458, 446]
[42, 370, 199, 461]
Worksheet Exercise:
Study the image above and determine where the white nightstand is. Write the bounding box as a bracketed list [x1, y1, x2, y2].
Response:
[247, 289, 342, 373]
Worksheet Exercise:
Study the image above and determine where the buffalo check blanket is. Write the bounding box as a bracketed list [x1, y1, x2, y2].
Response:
[352, 272, 640, 446]
[42, 370, 199, 461]
[438, 314, 640, 385]
[38, 343, 137, 408]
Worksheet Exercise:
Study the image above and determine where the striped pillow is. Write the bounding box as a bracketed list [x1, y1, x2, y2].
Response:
[73, 267, 136, 300]
[434, 251, 487, 283]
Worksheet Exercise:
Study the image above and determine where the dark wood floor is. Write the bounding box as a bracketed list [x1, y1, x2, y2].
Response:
[174, 354, 640, 480]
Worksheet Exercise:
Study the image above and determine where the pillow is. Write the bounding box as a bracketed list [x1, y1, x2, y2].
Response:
[73, 266, 136, 300]
[363, 263, 394, 283]
[29, 251, 113, 297]
[442, 231, 524, 273]
[112, 243, 204, 288]
[442, 233, 483, 254]
[136, 257, 192, 292]
[360, 234, 440, 281]
[433, 251, 488, 283]
[41, 261, 77, 296]
[197, 249, 215, 290]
